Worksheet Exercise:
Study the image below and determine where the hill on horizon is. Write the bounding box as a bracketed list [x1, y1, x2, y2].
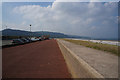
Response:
[1, 29, 85, 39]
[1, 29, 118, 40]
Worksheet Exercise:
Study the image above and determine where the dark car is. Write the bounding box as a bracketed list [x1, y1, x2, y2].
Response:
[38, 37, 42, 41]
[25, 38, 32, 42]
[20, 38, 29, 43]
[12, 39, 24, 44]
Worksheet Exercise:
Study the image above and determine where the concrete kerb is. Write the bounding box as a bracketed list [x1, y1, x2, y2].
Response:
[56, 39, 104, 78]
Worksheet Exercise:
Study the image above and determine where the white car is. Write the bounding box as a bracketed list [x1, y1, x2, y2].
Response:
[31, 38, 39, 41]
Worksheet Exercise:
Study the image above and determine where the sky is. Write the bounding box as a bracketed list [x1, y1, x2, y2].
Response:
[1, 0, 119, 39]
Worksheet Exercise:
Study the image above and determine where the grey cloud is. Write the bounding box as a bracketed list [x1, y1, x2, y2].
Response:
[12, 2, 118, 39]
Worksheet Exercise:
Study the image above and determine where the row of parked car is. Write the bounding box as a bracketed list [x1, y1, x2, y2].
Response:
[12, 37, 42, 44]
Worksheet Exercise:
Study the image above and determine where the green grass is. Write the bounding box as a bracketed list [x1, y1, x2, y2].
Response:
[62, 39, 119, 56]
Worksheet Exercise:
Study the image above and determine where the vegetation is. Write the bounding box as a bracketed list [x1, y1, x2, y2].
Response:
[2, 29, 68, 38]
[62, 39, 119, 56]
[2, 36, 30, 40]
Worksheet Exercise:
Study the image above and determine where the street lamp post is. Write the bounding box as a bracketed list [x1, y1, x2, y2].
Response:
[30, 24, 31, 39]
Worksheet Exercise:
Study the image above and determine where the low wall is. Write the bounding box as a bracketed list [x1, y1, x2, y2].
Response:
[57, 39, 104, 78]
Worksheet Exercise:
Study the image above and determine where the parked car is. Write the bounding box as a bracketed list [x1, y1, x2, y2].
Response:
[31, 38, 39, 41]
[25, 38, 32, 42]
[39, 37, 42, 41]
[12, 39, 24, 44]
[20, 38, 29, 43]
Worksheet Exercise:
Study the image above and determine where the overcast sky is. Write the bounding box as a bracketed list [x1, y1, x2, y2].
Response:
[1, 1, 119, 39]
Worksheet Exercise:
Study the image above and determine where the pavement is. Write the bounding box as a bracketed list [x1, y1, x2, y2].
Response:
[58, 39, 118, 78]
[2, 39, 71, 78]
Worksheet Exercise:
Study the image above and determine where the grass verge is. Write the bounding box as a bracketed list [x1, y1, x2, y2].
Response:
[62, 39, 119, 56]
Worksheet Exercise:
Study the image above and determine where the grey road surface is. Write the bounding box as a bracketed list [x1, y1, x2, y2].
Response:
[59, 39, 118, 78]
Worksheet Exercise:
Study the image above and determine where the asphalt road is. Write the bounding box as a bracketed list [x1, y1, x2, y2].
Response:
[2, 39, 71, 78]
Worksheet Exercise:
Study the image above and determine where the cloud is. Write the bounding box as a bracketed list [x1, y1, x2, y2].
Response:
[90, 0, 119, 2]
[12, 2, 118, 39]
[118, 16, 120, 23]
[2, 21, 29, 31]
[0, 2, 2, 31]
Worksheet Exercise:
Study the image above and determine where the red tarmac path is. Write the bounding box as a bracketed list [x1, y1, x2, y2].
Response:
[2, 39, 71, 78]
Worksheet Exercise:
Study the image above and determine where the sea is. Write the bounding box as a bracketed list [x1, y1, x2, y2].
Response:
[66, 38, 120, 46]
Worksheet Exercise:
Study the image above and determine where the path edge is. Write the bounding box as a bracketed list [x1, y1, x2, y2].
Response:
[56, 39, 104, 78]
